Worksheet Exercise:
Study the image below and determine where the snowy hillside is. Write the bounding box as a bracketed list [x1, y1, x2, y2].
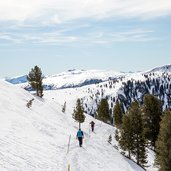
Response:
[145, 64, 171, 74]
[80, 65, 171, 115]
[0, 80, 157, 171]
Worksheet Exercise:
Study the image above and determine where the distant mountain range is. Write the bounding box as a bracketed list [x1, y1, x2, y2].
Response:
[5, 64, 171, 113]
[5, 69, 125, 90]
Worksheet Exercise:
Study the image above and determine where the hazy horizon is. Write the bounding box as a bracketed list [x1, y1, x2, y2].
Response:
[1, 63, 171, 79]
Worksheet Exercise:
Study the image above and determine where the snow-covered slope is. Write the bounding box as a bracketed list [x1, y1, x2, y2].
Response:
[45, 69, 124, 88]
[145, 64, 171, 74]
[0, 80, 155, 171]
[1, 64, 169, 170]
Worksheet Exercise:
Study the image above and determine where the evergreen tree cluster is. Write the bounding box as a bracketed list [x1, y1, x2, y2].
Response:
[83, 71, 171, 118]
[114, 95, 171, 170]
[119, 72, 171, 112]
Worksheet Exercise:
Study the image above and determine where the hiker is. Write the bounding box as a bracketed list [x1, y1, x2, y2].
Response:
[76, 128, 84, 147]
[89, 121, 95, 132]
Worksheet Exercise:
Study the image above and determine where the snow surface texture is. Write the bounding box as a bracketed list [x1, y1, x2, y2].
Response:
[0, 80, 158, 170]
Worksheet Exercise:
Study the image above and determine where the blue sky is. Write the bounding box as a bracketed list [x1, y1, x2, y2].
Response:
[0, 0, 171, 78]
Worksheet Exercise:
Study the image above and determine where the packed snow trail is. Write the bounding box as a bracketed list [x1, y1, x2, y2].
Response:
[61, 121, 144, 171]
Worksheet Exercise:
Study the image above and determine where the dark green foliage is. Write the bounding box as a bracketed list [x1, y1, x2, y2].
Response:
[97, 98, 110, 123]
[115, 129, 120, 142]
[119, 114, 133, 159]
[72, 99, 85, 129]
[27, 66, 44, 97]
[156, 109, 171, 171]
[26, 98, 34, 108]
[119, 101, 147, 166]
[113, 100, 123, 128]
[115, 73, 171, 112]
[62, 101, 66, 113]
[143, 94, 162, 149]
[108, 135, 112, 144]
[159, 85, 164, 96]
[129, 101, 147, 166]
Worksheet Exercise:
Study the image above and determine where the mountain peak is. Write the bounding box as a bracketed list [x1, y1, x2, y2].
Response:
[146, 64, 171, 73]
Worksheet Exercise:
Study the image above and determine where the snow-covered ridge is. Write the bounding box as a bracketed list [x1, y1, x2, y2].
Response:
[44, 69, 124, 89]
[145, 64, 171, 74]
[5, 65, 171, 90]
[5, 69, 125, 90]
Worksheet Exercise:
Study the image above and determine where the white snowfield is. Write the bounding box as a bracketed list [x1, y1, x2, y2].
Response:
[44, 69, 124, 87]
[0, 80, 157, 171]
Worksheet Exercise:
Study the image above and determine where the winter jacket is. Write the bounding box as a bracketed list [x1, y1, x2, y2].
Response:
[77, 130, 84, 138]
[90, 121, 95, 127]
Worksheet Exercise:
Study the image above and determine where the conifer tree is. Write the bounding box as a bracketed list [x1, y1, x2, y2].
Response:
[143, 94, 162, 149]
[120, 101, 147, 166]
[97, 98, 110, 123]
[115, 129, 120, 142]
[119, 114, 133, 159]
[156, 109, 171, 171]
[27, 65, 44, 97]
[72, 99, 85, 129]
[113, 100, 123, 128]
[129, 101, 147, 166]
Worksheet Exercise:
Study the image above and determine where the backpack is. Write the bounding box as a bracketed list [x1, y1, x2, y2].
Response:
[77, 130, 83, 137]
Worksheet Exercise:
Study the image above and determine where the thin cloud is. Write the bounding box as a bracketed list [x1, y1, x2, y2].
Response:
[0, 29, 155, 45]
[0, 32, 22, 43]
[0, 0, 171, 24]
[0, 31, 79, 44]
[88, 29, 156, 44]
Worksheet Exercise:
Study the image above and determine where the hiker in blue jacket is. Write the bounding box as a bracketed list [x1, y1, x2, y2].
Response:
[76, 128, 84, 147]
